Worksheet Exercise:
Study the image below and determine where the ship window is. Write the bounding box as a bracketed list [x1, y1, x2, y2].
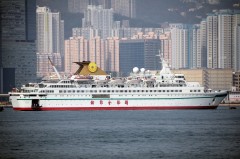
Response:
[90, 90, 93, 93]
[154, 90, 156, 92]
[64, 90, 66, 93]
[112, 90, 114, 92]
[103, 90, 106, 93]
[68, 90, 71, 93]
[150, 90, 152, 92]
[179, 90, 182, 92]
[59, 90, 62, 93]
[167, 90, 169, 92]
[142, 90, 144, 92]
[194, 90, 196, 92]
[198, 90, 200, 92]
[175, 90, 178, 92]
[163, 90, 165, 92]
[129, 90, 131, 92]
[146, 90, 148, 92]
[120, 90, 123, 92]
[77, 90, 80, 93]
[94, 90, 97, 93]
[137, 90, 140, 92]
[107, 90, 110, 93]
[158, 90, 161, 92]
[81, 90, 84, 93]
[171, 90, 173, 92]
[125, 90, 127, 92]
[133, 90, 136, 92]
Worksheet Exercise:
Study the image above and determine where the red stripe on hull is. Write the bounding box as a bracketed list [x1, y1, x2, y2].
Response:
[13, 106, 218, 111]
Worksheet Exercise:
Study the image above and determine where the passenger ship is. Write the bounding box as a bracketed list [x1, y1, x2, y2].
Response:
[9, 56, 227, 111]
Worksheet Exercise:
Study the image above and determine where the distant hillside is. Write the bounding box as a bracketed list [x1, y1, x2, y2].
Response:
[137, 0, 240, 24]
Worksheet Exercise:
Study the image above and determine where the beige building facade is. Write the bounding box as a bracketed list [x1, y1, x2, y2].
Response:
[233, 71, 240, 91]
[172, 68, 233, 91]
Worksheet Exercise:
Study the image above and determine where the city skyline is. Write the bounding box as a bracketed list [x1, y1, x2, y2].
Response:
[1, 0, 240, 93]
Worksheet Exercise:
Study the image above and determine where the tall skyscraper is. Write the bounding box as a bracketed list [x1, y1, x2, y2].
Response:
[119, 39, 144, 76]
[143, 39, 161, 70]
[0, 0, 37, 90]
[111, 0, 136, 18]
[36, 6, 64, 77]
[36, 7, 53, 53]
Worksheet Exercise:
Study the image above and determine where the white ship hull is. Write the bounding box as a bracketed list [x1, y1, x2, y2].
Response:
[10, 91, 227, 111]
[9, 59, 228, 111]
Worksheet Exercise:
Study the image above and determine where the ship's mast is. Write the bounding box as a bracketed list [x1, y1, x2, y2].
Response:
[157, 50, 172, 75]
[48, 56, 61, 80]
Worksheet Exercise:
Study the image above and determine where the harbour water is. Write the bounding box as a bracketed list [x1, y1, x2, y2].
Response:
[0, 107, 240, 159]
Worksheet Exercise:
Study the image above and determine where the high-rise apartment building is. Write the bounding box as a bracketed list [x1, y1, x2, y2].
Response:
[0, 0, 37, 90]
[170, 24, 189, 69]
[111, 0, 136, 18]
[65, 37, 89, 74]
[218, 10, 233, 69]
[105, 37, 119, 73]
[207, 10, 240, 71]
[68, 0, 89, 13]
[232, 12, 240, 71]
[89, 36, 105, 69]
[82, 5, 113, 39]
[68, 0, 111, 13]
[200, 20, 207, 68]
[207, 14, 218, 68]
[36, 6, 64, 77]
[190, 24, 201, 68]
[65, 36, 119, 74]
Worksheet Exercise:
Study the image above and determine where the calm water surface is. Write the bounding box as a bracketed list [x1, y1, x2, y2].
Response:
[0, 107, 240, 159]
